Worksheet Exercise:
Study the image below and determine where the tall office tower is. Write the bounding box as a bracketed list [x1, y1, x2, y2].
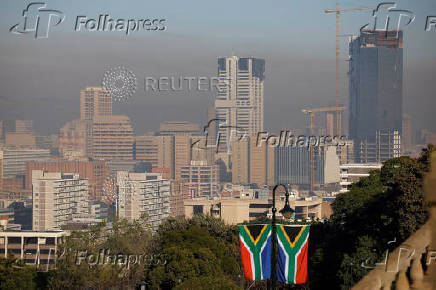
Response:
[91, 115, 134, 160]
[80, 87, 112, 121]
[402, 114, 412, 153]
[134, 135, 173, 172]
[231, 137, 249, 184]
[169, 179, 188, 217]
[58, 119, 88, 158]
[116, 171, 170, 230]
[359, 130, 401, 163]
[32, 170, 89, 231]
[174, 135, 192, 180]
[215, 56, 265, 151]
[349, 31, 403, 162]
[230, 135, 274, 186]
[134, 135, 158, 166]
[180, 161, 218, 197]
[274, 147, 325, 188]
[80, 87, 113, 157]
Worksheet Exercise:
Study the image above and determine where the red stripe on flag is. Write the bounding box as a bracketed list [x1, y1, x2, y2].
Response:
[240, 240, 253, 280]
[295, 238, 309, 284]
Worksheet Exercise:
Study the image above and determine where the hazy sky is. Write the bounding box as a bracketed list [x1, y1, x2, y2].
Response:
[0, 0, 435, 136]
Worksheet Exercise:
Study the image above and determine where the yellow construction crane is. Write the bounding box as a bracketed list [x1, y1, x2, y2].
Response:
[301, 106, 346, 193]
[324, 1, 374, 136]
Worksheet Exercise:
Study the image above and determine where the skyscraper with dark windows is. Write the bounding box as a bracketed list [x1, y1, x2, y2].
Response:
[348, 30, 403, 162]
[214, 56, 265, 152]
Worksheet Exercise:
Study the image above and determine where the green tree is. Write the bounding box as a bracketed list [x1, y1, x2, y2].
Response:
[0, 257, 37, 290]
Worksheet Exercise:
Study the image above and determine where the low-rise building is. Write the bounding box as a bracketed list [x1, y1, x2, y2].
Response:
[339, 163, 382, 193]
[184, 195, 324, 225]
[0, 230, 68, 268]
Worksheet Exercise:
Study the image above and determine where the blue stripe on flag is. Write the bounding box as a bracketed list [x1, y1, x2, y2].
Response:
[260, 234, 271, 279]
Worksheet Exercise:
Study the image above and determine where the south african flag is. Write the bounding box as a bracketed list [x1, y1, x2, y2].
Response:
[277, 225, 310, 284]
[238, 224, 272, 280]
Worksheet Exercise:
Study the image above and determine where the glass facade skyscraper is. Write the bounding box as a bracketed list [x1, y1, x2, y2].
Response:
[348, 30, 403, 162]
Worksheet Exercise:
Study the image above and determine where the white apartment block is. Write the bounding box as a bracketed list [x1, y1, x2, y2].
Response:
[32, 170, 89, 231]
[215, 56, 265, 151]
[116, 171, 170, 230]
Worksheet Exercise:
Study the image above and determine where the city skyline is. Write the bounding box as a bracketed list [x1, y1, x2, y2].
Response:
[0, 0, 435, 136]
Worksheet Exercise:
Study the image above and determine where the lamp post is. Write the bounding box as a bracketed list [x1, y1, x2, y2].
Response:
[271, 184, 294, 290]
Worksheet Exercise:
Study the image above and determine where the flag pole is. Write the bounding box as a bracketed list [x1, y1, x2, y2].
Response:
[271, 186, 278, 290]
[271, 184, 294, 290]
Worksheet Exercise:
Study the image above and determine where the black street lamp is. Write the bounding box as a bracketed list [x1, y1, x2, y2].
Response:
[270, 184, 295, 290]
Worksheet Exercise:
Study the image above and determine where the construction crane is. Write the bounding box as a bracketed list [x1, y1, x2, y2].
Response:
[324, 1, 374, 136]
[301, 106, 346, 194]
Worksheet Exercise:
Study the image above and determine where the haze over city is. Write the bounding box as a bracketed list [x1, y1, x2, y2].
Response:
[0, 0, 435, 135]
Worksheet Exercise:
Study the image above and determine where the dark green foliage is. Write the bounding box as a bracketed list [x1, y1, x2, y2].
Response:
[309, 145, 433, 289]
[0, 257, 37, 290]
[145, 215, 241, 289]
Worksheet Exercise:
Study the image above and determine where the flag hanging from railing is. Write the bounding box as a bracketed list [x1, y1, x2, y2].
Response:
[238, 224, 272, 280]
[276, 225, 310, 284]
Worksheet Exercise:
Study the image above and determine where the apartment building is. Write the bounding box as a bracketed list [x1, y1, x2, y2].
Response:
[116, 171, 170, 230]
[26, 161, 108, 200]
[32, 170, 89, 231]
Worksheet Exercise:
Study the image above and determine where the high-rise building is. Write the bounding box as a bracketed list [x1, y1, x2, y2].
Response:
[91, 115, 134, 160]
[116, 171, 170, 230]
[25, 161, 109, 200]
[180, 161, 219, 197]
[80, 87, 112, 121]
[402, 114, 412, 153]
[58, 119, 88, 158]
[134, 135, 174, 175]
[231, 135, 274, 186]
[215, 56, 265, 151]
[0, 149, 51, 179]
[169, 179, 188, 217]
[358, 130, 401, 163]
[274, 147, 325, 187]
[231, 137, 249, 184]
[174, 135, 192, 180]
[349, 31, 403, 162]
[32, 170, 89, 231]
